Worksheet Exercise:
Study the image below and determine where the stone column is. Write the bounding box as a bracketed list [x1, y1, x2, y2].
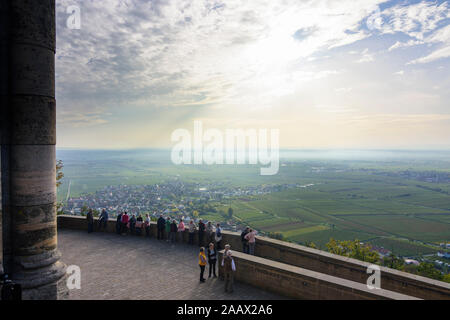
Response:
[3, 0, 67, 299]
[0, 0, 9, 276]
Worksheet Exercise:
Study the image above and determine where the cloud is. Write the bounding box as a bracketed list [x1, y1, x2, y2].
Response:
[388, 39, 424, 51]
[378, 1, 449, 40]
[408, 45, 450, 64]
[356, 48, 374, 63]
[53, 0, 450, 148]
[376, 1, 449, 64]
[55, 0, 386, 117]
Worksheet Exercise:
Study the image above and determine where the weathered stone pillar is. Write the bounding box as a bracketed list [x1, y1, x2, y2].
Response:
[1, 0, 67, 299]
[0, 0, 10, 277]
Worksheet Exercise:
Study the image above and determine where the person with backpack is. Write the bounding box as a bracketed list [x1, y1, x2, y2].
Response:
[215, 223, 223, 250]
[157, 215, 165, 240]
[198, 247, 207, 283]
[241, 227, 250, 254]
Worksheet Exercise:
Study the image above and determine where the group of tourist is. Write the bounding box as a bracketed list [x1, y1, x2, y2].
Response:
[155, 215, 224, 249]
[198, 243, 236, 293]
[240, 226, 258, 255]
[115, 211, 152, 236]
[86, 209, 259, 293]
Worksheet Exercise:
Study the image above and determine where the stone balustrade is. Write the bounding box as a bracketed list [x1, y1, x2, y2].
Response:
[57, 215, 450, 300]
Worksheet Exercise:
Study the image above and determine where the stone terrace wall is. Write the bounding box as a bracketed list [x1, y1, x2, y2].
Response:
[217, 251, 419, 300]
[57, 215, 450, 300]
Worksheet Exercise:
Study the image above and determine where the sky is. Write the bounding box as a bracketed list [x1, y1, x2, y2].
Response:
[55, 0, 450, 150]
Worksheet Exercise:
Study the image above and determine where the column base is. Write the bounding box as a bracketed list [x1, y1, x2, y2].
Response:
[12, 250, 68, 300]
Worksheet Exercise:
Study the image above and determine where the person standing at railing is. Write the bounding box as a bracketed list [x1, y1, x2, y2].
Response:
[170, 219, 178, 243]
[198, 220, 206, 247]
[206, 221, 214, 244]
[215, 223, 223, 250]
[222, 250, 236, 293]
[86, 209, 94, 233]
[178, 219, 185, 242]
[121, 212, 129, 235]
[188, 220, 197, 245]
[144, 214, 151, 237]
[116, 212, 123, 234]
[165, 217, 171, 242]
[135, 214, 143, 236]
[157, 215, 166, 240]
[98, 208, 109, 231]
[241, 227, 250, 254]
[245, 229, 257, 255]
[129, 214, 137, 235]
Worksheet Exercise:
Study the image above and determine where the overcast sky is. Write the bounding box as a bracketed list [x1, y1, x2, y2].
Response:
[55, 0, 450, 149]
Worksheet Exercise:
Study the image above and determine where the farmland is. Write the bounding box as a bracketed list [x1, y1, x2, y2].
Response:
[57, 149, 450, 256]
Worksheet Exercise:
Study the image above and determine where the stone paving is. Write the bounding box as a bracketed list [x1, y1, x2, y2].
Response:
[58, 229, 285, 300]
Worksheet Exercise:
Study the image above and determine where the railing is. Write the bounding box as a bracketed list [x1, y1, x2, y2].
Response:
[57, 215, 450, 300]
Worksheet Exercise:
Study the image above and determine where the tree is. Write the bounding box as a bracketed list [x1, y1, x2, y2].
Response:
[268, 232, 283, 240]
[382, 253, 405, 271]
[326, 238, 380, 264]
[443, 273, 450, 283]
[305, 241, 317, 249]
[228, 207, 233, 219]
[56, 160, 65, 215]
[417, 262, 443, 281]
[56, 160, 64, 187]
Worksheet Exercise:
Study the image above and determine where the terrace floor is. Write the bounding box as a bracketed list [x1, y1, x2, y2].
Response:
[58, 229, 285, 300]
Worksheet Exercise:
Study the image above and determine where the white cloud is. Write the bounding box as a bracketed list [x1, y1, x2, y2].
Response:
[356, 48, 374, 63]
[55, 0, 387, 117]
[388, 39, 424, 51]
[379, 1, 449, 40]
[408, 45, 450, 64]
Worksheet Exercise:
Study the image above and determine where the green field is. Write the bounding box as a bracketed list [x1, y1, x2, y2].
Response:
[57, 149, 450, 257]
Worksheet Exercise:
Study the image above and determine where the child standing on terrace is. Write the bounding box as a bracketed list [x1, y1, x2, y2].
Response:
[198, 247, 207, 283]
